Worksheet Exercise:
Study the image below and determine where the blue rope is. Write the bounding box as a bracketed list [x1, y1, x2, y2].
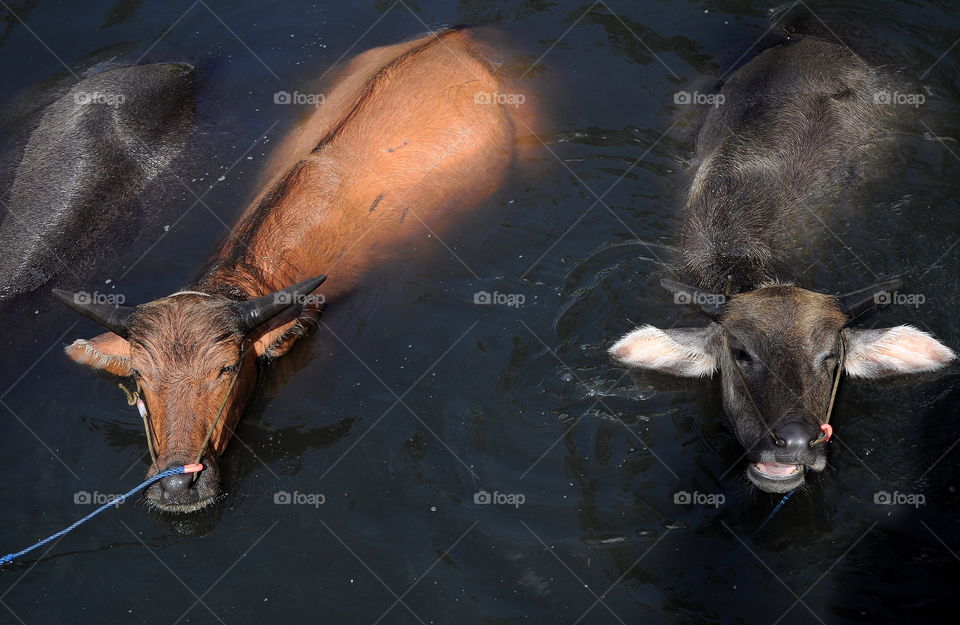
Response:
[753, 486, 799, 535]
[0, 465, 189, 566]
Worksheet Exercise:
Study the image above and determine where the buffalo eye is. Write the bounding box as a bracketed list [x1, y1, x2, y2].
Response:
[220, 363, 240, 376]
[732, 347, 753, 364]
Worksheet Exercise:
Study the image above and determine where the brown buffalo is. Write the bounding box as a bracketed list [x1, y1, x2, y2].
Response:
[55, 28, 536, 512]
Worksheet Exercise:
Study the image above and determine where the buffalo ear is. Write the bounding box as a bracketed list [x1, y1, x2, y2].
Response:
[64, 332, 132, 377]
[843, 326, 955, 378]
[609, 325, 718, 378]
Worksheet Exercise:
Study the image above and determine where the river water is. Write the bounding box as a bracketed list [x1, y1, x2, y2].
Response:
[0, 1, 958, 623]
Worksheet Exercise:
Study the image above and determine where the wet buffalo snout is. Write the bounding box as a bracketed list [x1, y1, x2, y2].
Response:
[147, 456, 219, 513]
[773, 422, 818, 452]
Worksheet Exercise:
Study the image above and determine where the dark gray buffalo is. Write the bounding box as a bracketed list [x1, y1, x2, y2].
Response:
[0, 63, 195, 300]
[610, 37, 954, 493]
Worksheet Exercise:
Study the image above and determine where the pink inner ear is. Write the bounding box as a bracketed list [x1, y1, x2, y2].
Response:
[847, 326, 956, 377]
[609, 326, 716, 377]
[613, 335, 674, 364]
[610, 327, 670, 366]
[876, 333, 948, 368]
[65, 332, 132, 375]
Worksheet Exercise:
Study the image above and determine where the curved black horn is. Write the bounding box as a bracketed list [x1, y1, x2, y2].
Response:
[236, 275, 327, 331]
[660, 278, 726, 319]
[837, 278, 903, 320]
[51, 289, 135, 337]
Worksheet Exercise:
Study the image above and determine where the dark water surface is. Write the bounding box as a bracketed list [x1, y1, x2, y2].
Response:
[1, 1, 959, 623]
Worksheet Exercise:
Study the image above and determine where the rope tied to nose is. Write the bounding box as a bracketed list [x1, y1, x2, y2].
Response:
[0, 345, 249, 567]
[0, 464, 203, 566]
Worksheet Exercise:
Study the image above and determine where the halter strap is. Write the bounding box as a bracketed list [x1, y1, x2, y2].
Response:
[166, 291, 213, 298]
[119, 379, 158, 463]
[193, 347, 244, 465]
[811, 332, 845, 446]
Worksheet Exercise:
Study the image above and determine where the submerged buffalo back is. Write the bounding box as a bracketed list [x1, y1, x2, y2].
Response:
[0, 63, 195, 300]
[682, 38, 886, 292]
[198, 28, 521, 301]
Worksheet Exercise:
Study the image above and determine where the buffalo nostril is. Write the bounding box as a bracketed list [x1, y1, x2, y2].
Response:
[773, 422, 818, 451]
[159, 468, 193, 495]
[160, 464, 194, 499]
